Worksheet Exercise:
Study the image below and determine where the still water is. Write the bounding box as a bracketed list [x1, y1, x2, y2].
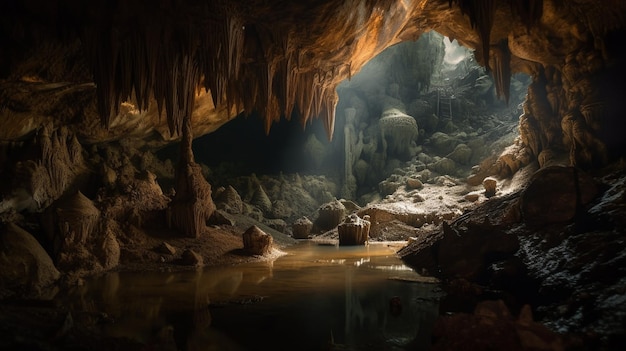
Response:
[62, 242, 442, 351]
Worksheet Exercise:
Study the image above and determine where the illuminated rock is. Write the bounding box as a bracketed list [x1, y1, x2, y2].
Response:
[338, 214, 371, 246]
[315, 199, 346, 232]
[242, 225, 273, 256]
[292, 216, 313, 239]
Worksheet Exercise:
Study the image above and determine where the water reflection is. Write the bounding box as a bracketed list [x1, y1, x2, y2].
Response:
[61, 242, 442, 350]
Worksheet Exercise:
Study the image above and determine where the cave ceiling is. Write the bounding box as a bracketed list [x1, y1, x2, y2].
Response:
[0, 0, 625, 149]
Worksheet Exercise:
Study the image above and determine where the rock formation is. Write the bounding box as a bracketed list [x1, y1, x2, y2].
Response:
[242, 225, 273, 256]
[167, 116, 216, 238]
[337, 214, 371, 246]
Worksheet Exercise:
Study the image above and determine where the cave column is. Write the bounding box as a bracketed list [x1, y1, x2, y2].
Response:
[342, 107, 358, 199]
[168, 115, 216, 238]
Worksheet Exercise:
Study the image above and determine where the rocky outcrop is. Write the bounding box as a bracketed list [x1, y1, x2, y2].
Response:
[0, 223, 60, 298]
[520, 166, 598, 225]
[400, 165, 626, 348]
[242, 225, 273, 256]
[314, 199, 346, 232]
[292, 216, 313, 239]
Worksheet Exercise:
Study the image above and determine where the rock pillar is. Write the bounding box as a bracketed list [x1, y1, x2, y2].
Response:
[168, 115, 215, 238]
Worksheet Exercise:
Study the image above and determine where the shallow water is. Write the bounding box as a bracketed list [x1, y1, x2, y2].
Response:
[62, 242, 442, 351]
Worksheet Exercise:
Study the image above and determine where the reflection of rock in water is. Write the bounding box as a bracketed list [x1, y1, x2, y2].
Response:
[343, 266, 440, 348]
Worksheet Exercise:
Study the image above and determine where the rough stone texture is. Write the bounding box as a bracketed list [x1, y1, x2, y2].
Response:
[337, 214, 371, 246]
[214, 185, 244, 214]
[401, 166, 626, 349]
[520, 166, 598, 225]
[314, 199, 346, 232]
[0, 223, 60, 298]
[154, 242, 177, 256]
[180, 249, 203, 267]
[292, 216, 313, 239]
[242, 225, 273, 256]
[431, 300, 574, 351]
[482, 176, 498, 198]
[41, 191, 101, 271]
[167, 117, 215, 238]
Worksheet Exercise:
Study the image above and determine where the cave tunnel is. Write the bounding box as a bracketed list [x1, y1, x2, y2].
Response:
[1, 1, 626, 350]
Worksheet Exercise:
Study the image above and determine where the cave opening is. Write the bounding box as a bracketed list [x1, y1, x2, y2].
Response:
[170, 31, 530, 210]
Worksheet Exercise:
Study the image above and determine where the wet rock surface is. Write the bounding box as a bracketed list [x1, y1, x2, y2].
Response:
[399, 164, 626, 349]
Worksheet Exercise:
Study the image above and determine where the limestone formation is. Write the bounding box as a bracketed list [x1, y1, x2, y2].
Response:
[168, 116, 215, 238]
[214, 185, 244, 214]
[520, 166, 598, 225]
[242, 225, 273, 256]
[482, 177, 498, 198]
[250, 184, 272, 215]
[292, 216, 313, 239]
[0, 222, 60, 297]
[379, 108, 418, 159]
[337, 214, 371, 246]
[42, 191, 100, 267]
[315, 199, 346, 232]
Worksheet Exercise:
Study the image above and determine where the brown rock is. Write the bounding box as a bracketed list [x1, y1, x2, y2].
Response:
[0, 223, 60, 297]
[520, 166, 598, 225]
[155, 242, 177, 255]
[242, 225, 273, 256]
[483, 177, 498, 198]
[292, 216, 313, 239]
[338, 214, 370, 245]
[406, 177, 424, 190]
[208, 209, 235, 226]
[315, 199, 346, 231]
[181, 249, 203, 266]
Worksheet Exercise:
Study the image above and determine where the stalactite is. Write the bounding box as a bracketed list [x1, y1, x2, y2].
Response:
[510, 0, 543, 31]
[492, 39, 511, 104]
[450, 0, 496, 70]
[68, 134, 83, 166]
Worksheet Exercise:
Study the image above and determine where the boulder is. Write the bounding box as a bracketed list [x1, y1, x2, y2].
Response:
[292, 216, 313, 239]
[315, 199, 346, 231]
[208, 209, 235, 226]
[406, 177, 424, 190]
[0, 223, 60, 297]
[155, 242, 177, 255]
[242, 225, 273, 256]
[181, 249, 203, 266]
[483, 177, 498, 198]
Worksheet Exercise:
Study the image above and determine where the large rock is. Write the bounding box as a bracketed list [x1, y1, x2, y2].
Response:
[520, 166, 599, 225]
[242, 225, 273, 256]
[338, 214, 371, 245]
[0, 223, 60, 297]
[315, 199, 346, 232]
[292, 216, 313, 239]
[214, 185, 244, 214]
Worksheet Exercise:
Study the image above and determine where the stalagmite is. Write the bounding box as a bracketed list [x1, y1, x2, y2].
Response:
[168, 115, 216, 238]
[242, 225, 273, 256]
[338, 214, 370, 246]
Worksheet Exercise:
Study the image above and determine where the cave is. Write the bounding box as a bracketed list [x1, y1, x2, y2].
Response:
[1, 1, 625, 350]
